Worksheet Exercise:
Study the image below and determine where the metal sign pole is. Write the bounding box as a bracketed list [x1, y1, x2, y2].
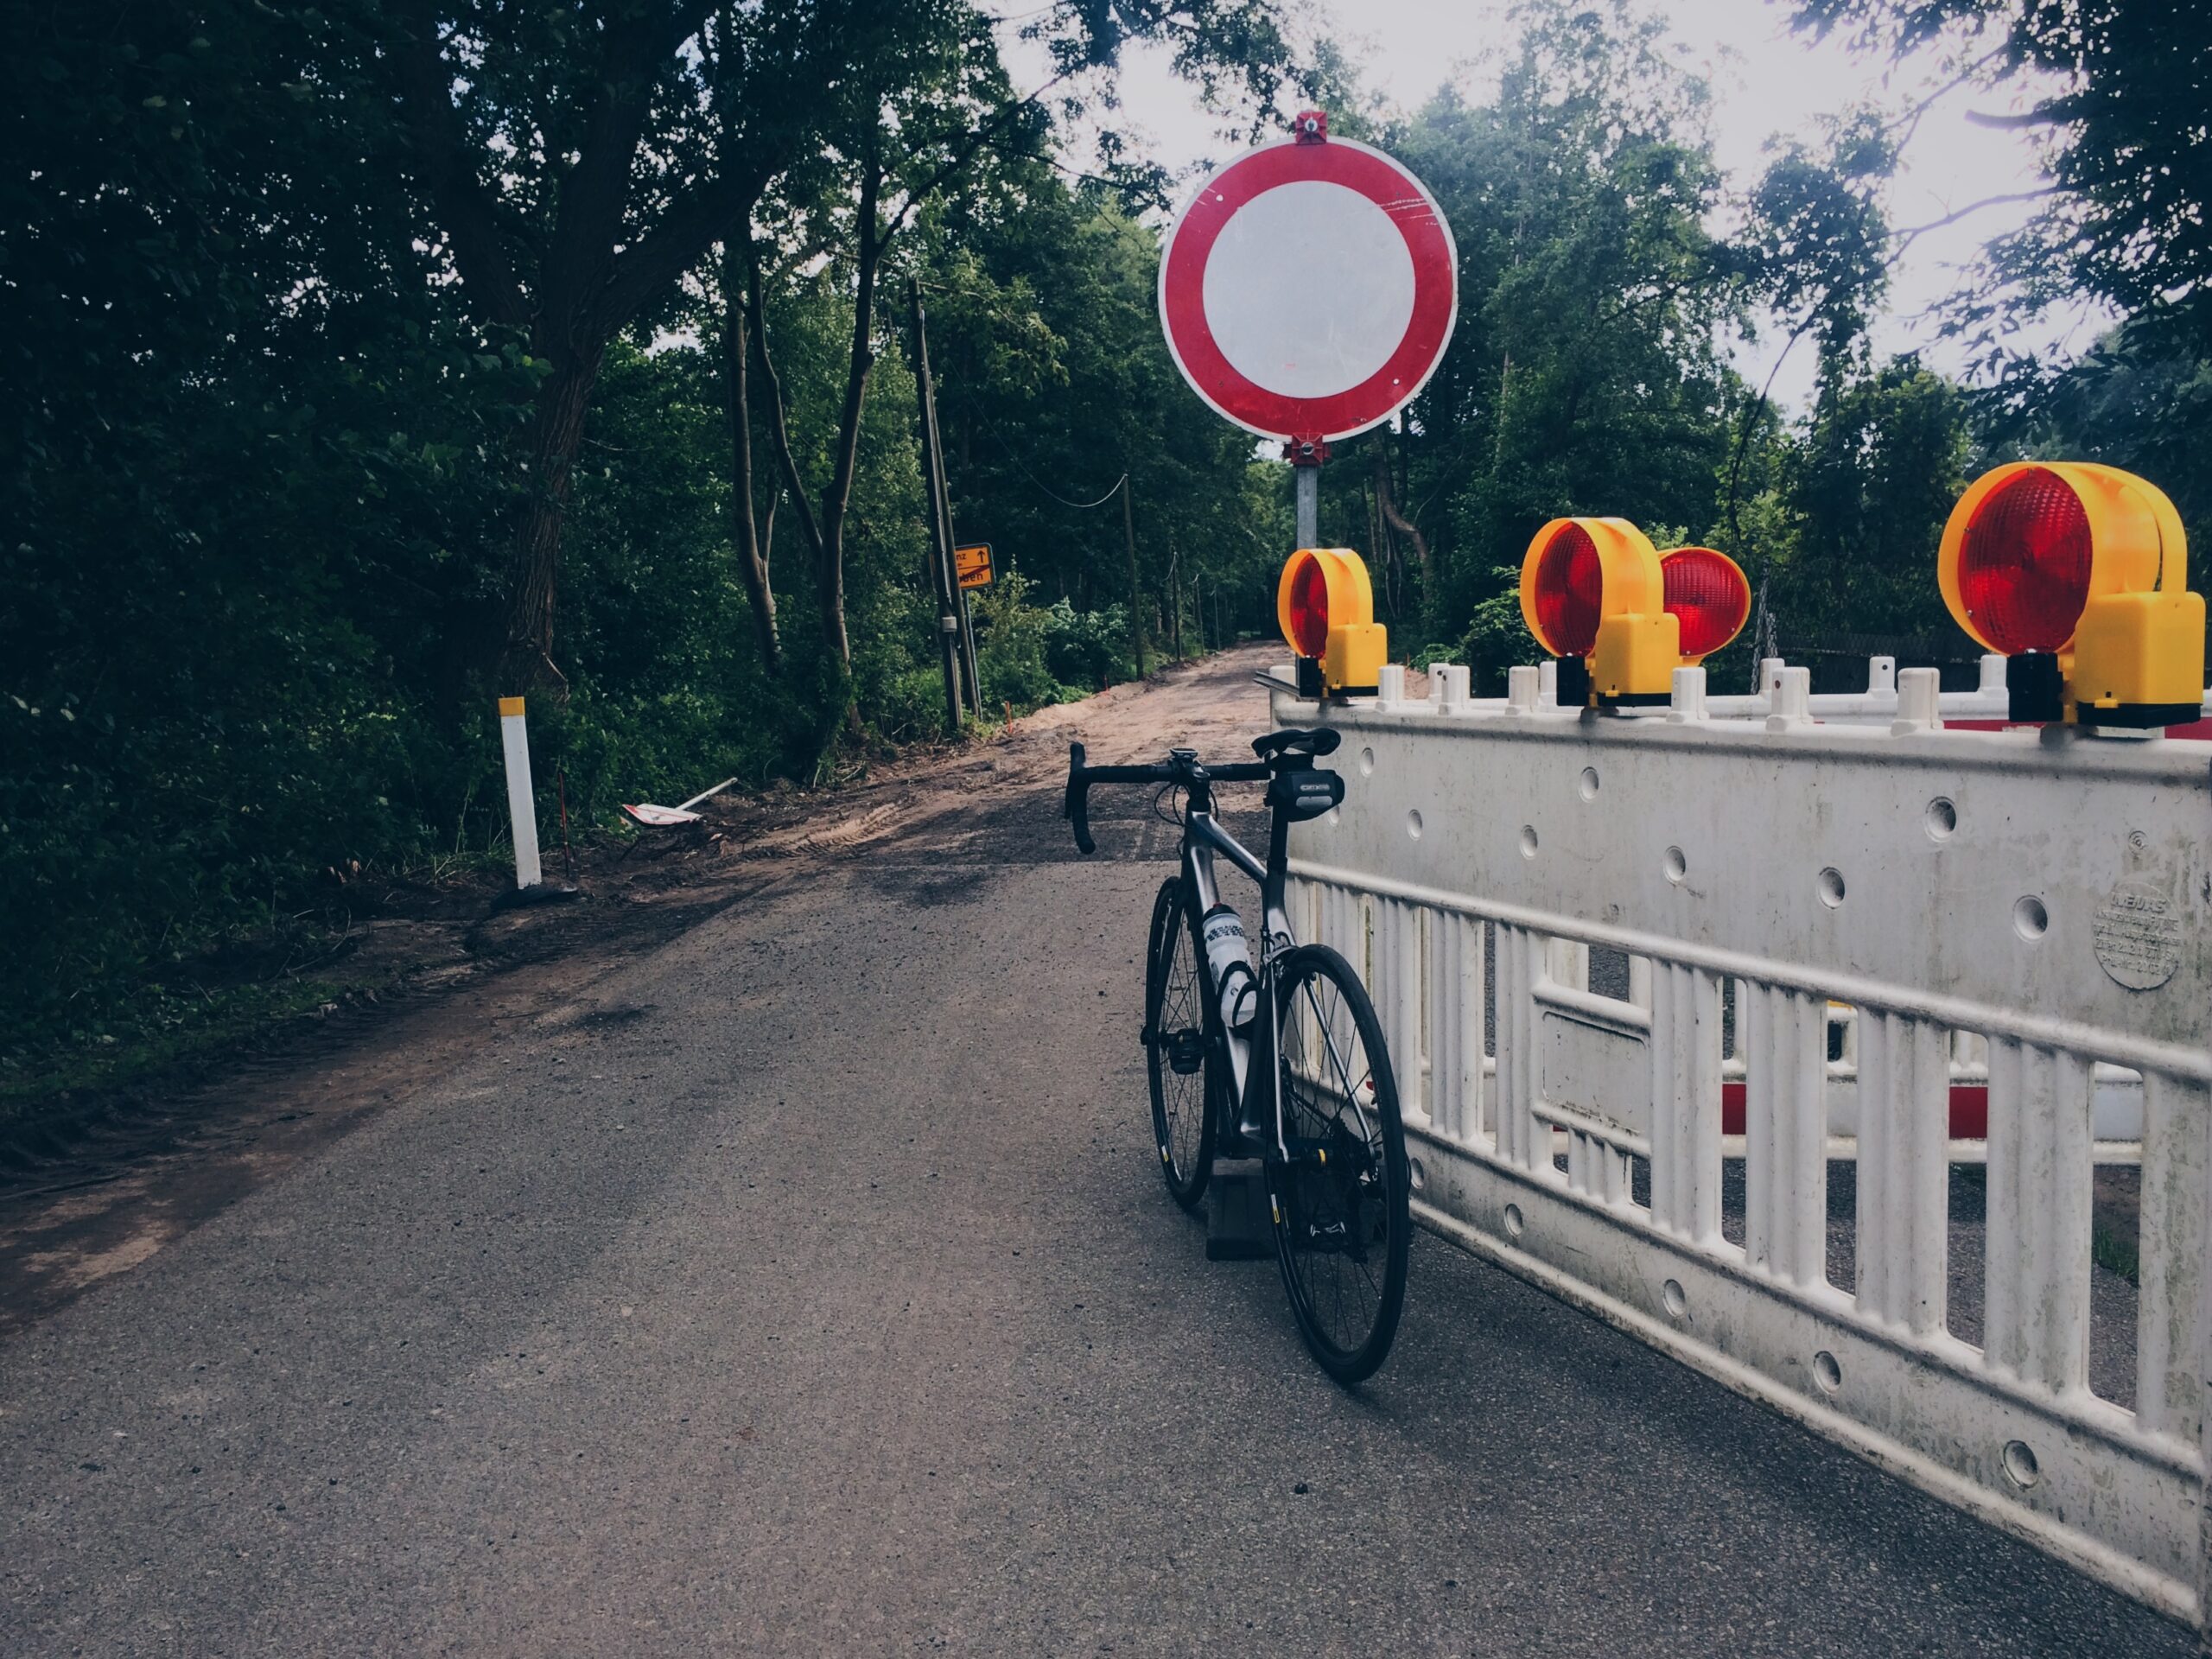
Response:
[1290, 435, 1326, 553]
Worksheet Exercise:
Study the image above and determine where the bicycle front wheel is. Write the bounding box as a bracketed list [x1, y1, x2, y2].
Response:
[1144, 876, 1214, 1210]
[1264, 944, 1410, 1383]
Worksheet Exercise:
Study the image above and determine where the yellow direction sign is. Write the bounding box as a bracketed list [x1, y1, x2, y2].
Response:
[954, 543, 994, 590]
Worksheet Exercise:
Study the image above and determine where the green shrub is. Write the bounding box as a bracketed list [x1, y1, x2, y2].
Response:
[1045, 599, 1135, 690]
[972, 570, 1071, 711]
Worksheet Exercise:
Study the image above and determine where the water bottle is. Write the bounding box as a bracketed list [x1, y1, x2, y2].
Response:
[1201, 903, 1259, 1030]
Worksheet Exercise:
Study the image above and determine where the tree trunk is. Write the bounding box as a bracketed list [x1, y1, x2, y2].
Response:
[498, 348, 602, 692]
[815, 550, 852, 672]
[1373, 443, 1434, 619]
[721, 242, 779, 674]
[1166, 536, 1181, 660]
[812, 160, 883, 692]
[752, 158, 880, 740]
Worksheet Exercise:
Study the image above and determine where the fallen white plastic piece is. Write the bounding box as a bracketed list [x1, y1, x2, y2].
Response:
[620, 776, 739, 830]
[620, 802, 701, 828]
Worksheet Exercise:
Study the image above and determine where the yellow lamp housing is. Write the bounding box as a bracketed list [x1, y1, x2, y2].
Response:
[1517, 517, 1679, 707]
[1278, 546, 1387, 697]
[1936, 461, 2204, 727]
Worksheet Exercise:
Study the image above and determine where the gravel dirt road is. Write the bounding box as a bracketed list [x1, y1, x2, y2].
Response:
[0, 647, 2189, 1656]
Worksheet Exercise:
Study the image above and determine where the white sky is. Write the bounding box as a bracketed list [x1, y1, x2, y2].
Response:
[999, 0, 2105, 413]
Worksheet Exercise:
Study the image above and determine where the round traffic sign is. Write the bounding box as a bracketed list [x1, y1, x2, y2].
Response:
[1159, 134, 1457, 443]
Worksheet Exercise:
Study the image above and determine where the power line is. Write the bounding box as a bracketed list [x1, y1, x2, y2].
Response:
[983, 420, 1126, 510]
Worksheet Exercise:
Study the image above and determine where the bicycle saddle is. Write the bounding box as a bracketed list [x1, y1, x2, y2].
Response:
[1252, 727, 1343, 761]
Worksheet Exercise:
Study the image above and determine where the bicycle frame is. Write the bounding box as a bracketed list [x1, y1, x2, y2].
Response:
[1175, 780, 1296, 1159]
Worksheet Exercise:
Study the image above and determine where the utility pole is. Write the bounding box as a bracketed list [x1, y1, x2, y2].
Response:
[1121, 474, 1147, 679]
[920, 321, 982, 721]
[907, 279, 965, 730]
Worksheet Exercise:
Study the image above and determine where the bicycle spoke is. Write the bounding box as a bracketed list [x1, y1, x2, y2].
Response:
[1274, 959, 1401, 1361]
[1297, 980, 1379, 1148]
[1147, 886, 1215, 1206]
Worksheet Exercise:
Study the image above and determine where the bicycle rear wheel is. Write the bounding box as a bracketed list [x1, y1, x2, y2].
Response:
[1264, 944, 1410, 1383]
[1144, 876, 1215, 1210]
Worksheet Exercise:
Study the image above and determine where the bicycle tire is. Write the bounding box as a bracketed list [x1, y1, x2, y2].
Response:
[1144, 876, 1215, 1210]
[1262, 944, 1411, 1383]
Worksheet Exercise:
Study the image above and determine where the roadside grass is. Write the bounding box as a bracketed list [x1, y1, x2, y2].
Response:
[0, 850, 511, 1147]
[1, 976, 346, 1130]
[2092, 1222, 2140, 1286]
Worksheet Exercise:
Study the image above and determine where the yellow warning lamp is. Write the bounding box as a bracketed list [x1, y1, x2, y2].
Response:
[1659, 546, 1751, 665]
[1518, 518, 1679, 707]
[1937, 462, 2204, 726]
[1278, 547, 1387, 698]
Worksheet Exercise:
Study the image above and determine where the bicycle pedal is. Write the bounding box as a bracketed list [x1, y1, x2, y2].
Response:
[1205, 1159, 1274, 1261]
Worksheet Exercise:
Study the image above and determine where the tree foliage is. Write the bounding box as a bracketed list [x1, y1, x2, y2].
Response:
[1793, 0, 2212, 368]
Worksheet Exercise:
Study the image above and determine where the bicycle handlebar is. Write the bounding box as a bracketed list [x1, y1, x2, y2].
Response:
[1062, 741, 1271, 856]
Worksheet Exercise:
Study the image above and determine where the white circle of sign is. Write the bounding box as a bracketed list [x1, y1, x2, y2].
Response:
[1200, 180, 1417, 401]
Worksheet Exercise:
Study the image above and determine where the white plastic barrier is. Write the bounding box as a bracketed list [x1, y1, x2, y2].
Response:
[1273, 662, 2211, 1633]
[1512, 650, 2212, 729]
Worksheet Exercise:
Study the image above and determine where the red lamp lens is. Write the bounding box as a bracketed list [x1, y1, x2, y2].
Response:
[1534, 524, 1603, 656]
[1287, 556, 1330, 658]
[1958, 467, 2093, 654]
[1662, 548, 1750, 658]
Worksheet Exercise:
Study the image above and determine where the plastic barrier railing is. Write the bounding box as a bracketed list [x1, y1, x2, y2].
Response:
[1524, 649, 2212, 733]
[1475, 938, 2152, 1158]
[1273, 661, 2209, 1633]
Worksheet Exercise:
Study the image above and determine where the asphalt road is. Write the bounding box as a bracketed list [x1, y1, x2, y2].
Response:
[0, 654, 2191, 1656]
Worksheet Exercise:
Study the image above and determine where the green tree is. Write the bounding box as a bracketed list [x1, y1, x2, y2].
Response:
[1, 2, 535, 1046]
[1793, 1, 2212, 369]
[1330, 3, 1742, 678]
[363, 0, 1300, 691]
[1775, 357, 1973, 645]
[0, 0, 1300, 1092]
[1994, 321, 2212, 532]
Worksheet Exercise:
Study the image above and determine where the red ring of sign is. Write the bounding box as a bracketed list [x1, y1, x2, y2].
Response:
[1160, 137, 1458, 442]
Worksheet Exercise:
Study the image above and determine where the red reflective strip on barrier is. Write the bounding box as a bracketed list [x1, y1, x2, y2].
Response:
[1948, 1084, 1988, 1141]
[1719, 1082, 1988, 1140]
[1942, 717, 2211, 739]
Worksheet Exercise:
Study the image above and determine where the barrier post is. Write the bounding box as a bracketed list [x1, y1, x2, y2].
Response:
[498, 696, 543, 891]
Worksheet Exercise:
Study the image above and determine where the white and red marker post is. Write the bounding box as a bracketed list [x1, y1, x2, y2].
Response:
[1158, 111, 1458, 550]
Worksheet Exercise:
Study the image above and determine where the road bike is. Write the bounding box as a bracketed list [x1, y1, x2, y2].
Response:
[1064, 728, 1410, 1382]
